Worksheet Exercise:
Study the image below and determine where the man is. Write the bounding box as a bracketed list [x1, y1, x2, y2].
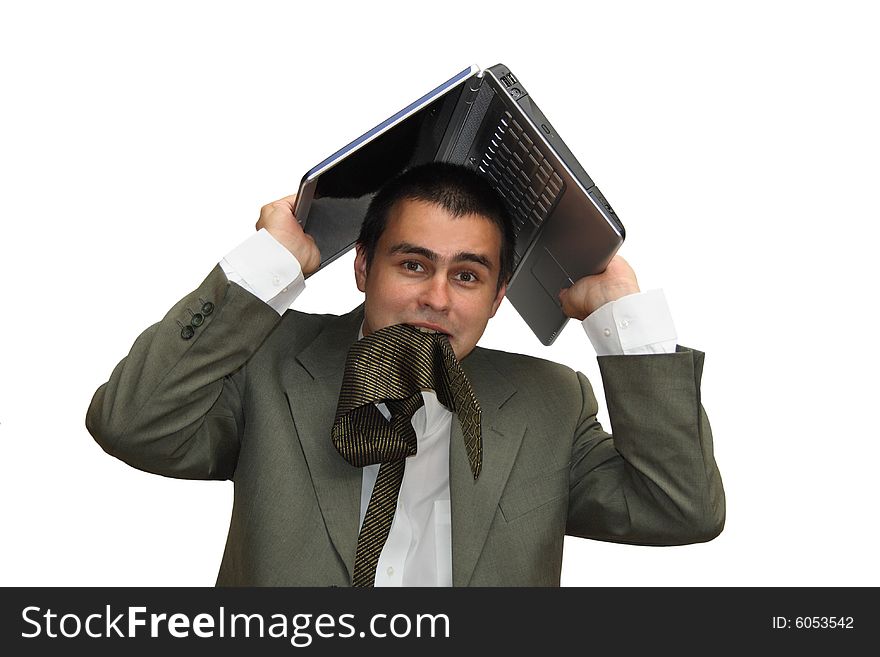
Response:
[87, 162, 724, 586]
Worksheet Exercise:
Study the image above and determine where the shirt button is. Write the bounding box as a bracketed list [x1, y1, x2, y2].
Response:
[386, 566, 394, 577]
[272, 275, 281, 286]
[619, 319, 630, 329]
[603, 328, 611, 337]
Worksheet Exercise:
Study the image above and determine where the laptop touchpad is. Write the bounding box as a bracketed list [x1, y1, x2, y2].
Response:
[531, 249, 571, 307]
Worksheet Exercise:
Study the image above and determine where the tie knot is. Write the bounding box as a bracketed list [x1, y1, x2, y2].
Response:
[386, 394, 425, 422]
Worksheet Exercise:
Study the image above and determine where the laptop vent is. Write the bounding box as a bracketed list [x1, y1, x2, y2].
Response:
[447, 83, 495, 165]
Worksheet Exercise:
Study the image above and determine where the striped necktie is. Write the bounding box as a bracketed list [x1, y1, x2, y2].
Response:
[331, 323, 482, 587]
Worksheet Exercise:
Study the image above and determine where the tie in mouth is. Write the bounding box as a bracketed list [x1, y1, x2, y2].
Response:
[408, 324, 450, 338]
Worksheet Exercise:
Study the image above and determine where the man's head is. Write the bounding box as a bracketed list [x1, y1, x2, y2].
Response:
[354, 162, 516, 359]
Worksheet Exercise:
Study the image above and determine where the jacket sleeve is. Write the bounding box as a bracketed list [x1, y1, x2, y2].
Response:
[85, 265, 282, 480]
[566, 346, 725, 545]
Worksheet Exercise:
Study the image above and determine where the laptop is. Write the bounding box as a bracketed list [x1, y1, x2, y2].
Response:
[293, 63, 625, 345]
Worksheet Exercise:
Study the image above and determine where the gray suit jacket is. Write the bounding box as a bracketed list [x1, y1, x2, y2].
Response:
[87, 266, 725, 586]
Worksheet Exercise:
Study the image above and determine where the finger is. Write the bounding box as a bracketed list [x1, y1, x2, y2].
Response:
[558, 288, 571, 316]
[271, 194, 298, 211]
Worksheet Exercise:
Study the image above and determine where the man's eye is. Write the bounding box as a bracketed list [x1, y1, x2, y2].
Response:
[403, 261, 423, 272]
[456, 271, 478, 283]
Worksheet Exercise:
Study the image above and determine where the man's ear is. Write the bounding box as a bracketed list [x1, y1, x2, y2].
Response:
[354, 245, 368, 293]
[489, 281, 507, 318]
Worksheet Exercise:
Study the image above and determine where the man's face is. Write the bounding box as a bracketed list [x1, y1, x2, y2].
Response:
[354, 198, 507, 360]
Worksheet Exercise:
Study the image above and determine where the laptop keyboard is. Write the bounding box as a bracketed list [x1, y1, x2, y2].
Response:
[477, 111, 565, 258]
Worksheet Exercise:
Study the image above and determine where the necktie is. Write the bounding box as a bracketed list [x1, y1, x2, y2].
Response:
[331, 323, 482, 587]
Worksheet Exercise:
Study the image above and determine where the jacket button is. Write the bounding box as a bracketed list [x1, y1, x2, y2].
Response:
[180, 325, 195, 340]
[201, 302, 214, 316]
[190, 313, 204, 327]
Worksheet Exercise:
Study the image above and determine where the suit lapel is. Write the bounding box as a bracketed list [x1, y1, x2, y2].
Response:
[450, 348, 524, 586]
[282, 307, 364, 581]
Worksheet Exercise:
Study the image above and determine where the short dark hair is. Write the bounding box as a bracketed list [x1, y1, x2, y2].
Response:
[356, 162, 516, 290]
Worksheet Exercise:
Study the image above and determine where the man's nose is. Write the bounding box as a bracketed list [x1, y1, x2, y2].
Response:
[419, 274, 451, 312]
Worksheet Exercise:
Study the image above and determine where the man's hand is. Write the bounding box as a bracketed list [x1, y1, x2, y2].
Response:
[256, 195, 321, 277]
[558, 255, 640, 320]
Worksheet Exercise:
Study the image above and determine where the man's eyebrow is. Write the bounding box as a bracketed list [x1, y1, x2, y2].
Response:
[453, 251, 493, 270]
[388, 243, 437, 261]
[388, 242, 494, 270]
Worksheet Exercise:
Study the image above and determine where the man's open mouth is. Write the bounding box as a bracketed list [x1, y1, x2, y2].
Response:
[410, 324, 450, 337]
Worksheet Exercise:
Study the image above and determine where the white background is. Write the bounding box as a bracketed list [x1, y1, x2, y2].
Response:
[1, 0, 878, 587]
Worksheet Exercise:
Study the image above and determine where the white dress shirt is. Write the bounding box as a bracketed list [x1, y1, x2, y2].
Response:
[219, 228, 678, 586]
[365, 391, 453, 586]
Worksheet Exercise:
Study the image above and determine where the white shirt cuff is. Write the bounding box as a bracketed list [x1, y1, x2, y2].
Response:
[219, 228, 306, 315]
[582, 289, 677, 356]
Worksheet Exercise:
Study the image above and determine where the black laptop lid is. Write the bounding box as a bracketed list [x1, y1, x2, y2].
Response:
[294, 67, 476, 270]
